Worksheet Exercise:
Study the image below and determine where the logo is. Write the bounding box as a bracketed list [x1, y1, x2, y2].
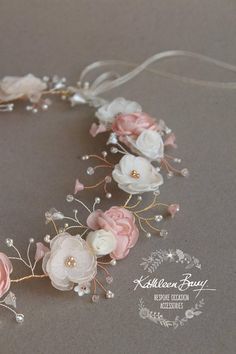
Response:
[133, 249, 216, 329]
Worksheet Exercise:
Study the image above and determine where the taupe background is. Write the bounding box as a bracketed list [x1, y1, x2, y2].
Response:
[0, 1, 236, 353]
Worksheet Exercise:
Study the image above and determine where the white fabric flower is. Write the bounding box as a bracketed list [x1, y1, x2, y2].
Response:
[112, 154, 163, 194]
[95, 97, 142, 125]
[86, 229, 117, 257]
[127, 130, 164, 161]
[42, 233, 97, 291]
[74, 282, 91, 296]
[0, 74, 46, 103]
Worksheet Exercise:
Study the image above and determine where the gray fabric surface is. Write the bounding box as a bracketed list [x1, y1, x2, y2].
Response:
[0, 1, 235, 353]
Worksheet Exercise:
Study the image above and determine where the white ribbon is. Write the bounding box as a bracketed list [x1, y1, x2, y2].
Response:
[78, 50, 236, 101]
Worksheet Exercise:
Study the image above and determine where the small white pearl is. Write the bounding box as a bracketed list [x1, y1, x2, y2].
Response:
[146, 233, 152, 238]
[110, 259, 117, 266]
[29, 238, 35, 243]
[106, 193, 112, 199]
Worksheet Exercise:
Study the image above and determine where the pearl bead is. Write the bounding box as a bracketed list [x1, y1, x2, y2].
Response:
[146, 233, 152, 238]
[181, 168, 189, 177]
[44, 235, 51, 243]
[106, 290, 114, 299]
[106, 193, 112, 199]
[5, 238, 13, 247]
[154, 215, 163, 222]
[87, 167, 94, 175]
[66, 195, 74, 202]
[95, 197, 101, 204]
[15, 314, 24, 323]
[160, 229, 168, 238]
[29, 238, 35, 243]
[110, 259, 117, 266]
[64, 256, 77, 268]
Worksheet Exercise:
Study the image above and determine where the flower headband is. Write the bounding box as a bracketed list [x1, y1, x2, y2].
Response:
[1, 50, 235, 323]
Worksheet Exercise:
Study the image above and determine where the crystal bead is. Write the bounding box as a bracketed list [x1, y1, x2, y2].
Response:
[66, 195, 74, 202]
[106, 290, 114, 299]
[106, 193, 112, 199]
[101, 151, 107, 158]
[5, 238, 13, 247]
[181, 168, 189, 177]
[110, 147, 118, 153]
[106, 276, 113, 284]
[154, 215, 163, 222]
[15, 314, 24, 323]
[160, 229, 168, 238]
[41, 103, 49, 111]
[146, 233, 152, 238]
[167, 171, 174, 179]
[87, 167, 94, 175]
[107, 133, 118, 145]
[110, 259, 117, 266]
[105, 176, 112, 183]
[92, 295, 100, 303]
[44, 235, 51, 243]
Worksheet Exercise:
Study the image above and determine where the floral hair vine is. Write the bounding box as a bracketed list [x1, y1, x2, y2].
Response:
[1, 50, 236, 323]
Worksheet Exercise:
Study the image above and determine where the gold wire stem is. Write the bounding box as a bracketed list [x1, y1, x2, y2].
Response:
[145, 220, 160, 233]
[123, 194, 132, 207]
[98, 264, 110, 276]
[95, 278, 107, 293]
[84, 179, 105, 189]
[97, 260, 112, 265]
[87, 154, 113, 166]
[93, 278, 97, 295]
[11, 274, 48, 283]
[51, 219, 59, 234]
[162, 159, 182, 175]
[135, 195, 157, 214]
[123, 198, 143, 210]
[134, 214, 155, 221]
[94, 164, 113, 170]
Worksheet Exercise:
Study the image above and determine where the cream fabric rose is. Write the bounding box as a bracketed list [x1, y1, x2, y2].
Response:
[86, 229, 117, 257]
[112, 154, 163, 194]
[0, 74, 46, 103]
[95, 97, 142, 125]
[42, 233, 97, 291]
[127, 130, 164, 161]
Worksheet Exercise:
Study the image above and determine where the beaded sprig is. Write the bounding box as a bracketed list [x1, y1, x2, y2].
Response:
[0, 56, 191, 323]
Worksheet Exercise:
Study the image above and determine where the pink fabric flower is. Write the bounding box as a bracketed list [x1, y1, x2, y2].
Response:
[112, 112, 158, 137]
[89, 123, 107, 137]
[168, 204, 180, 218]
[87, 206, 139, 260]
[164, 133, 177, 148]
[74, 179, 84, 194]
[0, 252, 13, 298]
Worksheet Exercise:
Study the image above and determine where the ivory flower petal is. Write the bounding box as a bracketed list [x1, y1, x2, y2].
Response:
[112, 154, 163, 194]
[42, 233, 97, 291]
[95, 97, 142, 125]
[0, 74, 46, 103]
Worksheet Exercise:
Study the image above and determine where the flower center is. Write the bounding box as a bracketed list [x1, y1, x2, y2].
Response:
[65, 256, 77, 268]
[130, 170, 140, 179]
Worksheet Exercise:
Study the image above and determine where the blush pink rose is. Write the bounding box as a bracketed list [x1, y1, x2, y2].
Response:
[112, 112, 158, 137]
[87, 206, 139, 260]
[0, 252, 13, 298]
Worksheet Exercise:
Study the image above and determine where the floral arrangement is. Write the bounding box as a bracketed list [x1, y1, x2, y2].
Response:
[0, 69, 188, 323]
